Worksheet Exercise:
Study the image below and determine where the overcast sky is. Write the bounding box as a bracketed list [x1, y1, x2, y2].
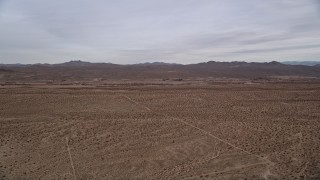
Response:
[0, 0, 320, 64]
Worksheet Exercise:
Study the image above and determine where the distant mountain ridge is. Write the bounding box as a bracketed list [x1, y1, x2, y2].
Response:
[1, 60, 320, 82]
[282, 61, 320, 66]
[1, 60, 319, 67]
[135, 62, 180, 66]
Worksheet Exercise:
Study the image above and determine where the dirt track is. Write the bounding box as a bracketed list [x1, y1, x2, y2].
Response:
[1, 83, 320, 179]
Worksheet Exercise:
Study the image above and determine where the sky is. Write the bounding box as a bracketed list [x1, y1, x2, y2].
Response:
[0, 0, 320, 64]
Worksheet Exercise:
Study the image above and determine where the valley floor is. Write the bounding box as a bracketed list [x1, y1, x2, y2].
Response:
[0, 83, 320, 179]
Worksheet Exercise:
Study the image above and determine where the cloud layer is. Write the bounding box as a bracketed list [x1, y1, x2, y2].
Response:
[0, 0, 320, 64]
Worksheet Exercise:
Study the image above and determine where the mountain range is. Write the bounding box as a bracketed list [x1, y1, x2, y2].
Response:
[1, 61, 320, 82]
[281, 61, 320, 66]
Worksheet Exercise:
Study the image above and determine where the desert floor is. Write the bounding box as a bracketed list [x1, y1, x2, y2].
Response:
[0, 83, 320, 179]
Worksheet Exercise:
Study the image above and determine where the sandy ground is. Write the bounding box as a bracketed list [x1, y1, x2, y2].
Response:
[0, 83, 320, 179]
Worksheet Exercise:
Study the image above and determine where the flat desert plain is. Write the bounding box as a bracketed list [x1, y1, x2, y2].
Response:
[0, 83, 320, 179]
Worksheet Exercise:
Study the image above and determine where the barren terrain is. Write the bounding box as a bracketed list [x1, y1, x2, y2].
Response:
[1, 82, 320, 179]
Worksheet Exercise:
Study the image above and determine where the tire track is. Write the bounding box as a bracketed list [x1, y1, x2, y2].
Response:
[120, 95, 273, 166]
[65, 137, 76, 180]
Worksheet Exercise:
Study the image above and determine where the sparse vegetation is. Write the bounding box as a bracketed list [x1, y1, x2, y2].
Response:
[1, 82, 320, 179]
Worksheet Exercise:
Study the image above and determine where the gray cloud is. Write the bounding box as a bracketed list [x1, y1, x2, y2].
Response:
[0, 0, 320, 64]
[231, 44, 320, 54]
